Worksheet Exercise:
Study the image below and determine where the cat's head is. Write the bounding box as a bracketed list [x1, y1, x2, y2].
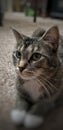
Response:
[12, 26, 59, 80]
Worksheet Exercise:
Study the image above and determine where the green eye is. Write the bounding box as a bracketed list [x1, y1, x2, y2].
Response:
[16, 51, 21, 59]
[31, 53, 42, 61]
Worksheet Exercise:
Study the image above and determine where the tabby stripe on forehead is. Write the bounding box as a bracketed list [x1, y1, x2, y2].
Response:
[34, 46, 38, 51]
[27, 45, 33, 52]
[20, 45, 24, 51]
[24, 38, 36, 48]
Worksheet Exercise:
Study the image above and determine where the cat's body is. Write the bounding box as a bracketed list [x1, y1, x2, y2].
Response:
[11, 26, 63, 128]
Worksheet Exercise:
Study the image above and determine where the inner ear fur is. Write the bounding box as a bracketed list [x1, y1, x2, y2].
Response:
[39, 26, 59, 51]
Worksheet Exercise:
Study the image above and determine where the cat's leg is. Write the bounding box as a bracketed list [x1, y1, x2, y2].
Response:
[11, 94, 29, 125]
[24, 100, 54, 128]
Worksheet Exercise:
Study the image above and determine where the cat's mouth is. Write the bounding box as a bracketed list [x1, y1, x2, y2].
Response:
[16, 67, 36, 80]
[16, 67, 42, 80]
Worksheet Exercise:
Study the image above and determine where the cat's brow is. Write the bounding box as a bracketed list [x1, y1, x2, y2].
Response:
[27, 45, 33, 52]
[20, 45, 24, 51]
[34, 46, 38, 51]
[24, 38, 36, 48]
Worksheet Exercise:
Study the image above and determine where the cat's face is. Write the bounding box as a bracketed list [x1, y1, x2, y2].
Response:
[12, 26, 59, 80]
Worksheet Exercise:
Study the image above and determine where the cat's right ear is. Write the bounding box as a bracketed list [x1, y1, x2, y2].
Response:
[41, 26, 59, 51]
[38, 26, 59, 51]
[11, 28, 27, 43]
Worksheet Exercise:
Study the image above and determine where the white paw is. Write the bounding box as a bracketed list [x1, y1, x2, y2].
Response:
[11, 109, 26, 125]
[24, 114, 43, 128]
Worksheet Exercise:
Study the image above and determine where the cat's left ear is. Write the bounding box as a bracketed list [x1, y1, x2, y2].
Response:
[40, 26, 59, 51]
[12, 28, 28, 43]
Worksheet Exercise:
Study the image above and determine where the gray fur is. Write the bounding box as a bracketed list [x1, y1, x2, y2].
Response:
[11, 26, 63, 128]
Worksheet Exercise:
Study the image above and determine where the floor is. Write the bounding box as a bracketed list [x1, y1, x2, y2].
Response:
[0, 13, 63, 130]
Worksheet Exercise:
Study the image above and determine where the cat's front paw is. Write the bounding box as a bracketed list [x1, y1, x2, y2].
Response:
[11, 109, 26, 125]
[24, 114, 44, 128]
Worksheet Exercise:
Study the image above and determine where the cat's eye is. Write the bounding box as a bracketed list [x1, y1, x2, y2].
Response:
[16, 51, 21, 59]
[31, 53, 42, 61]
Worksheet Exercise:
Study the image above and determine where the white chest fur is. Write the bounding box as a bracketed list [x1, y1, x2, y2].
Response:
[22, 79, 43, 102]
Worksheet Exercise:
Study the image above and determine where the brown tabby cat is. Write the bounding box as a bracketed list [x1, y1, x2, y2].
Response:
[11, 26, 63, 128]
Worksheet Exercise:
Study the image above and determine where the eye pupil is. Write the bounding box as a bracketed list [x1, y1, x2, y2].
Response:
[32, 53, 41, 61]
[16, 51, 21, 59]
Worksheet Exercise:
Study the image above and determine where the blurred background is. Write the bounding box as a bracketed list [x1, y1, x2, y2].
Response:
[0, 0, 63, 25]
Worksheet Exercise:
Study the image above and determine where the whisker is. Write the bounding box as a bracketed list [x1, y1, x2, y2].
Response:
[41, 78, 54, 93]
[39, 72, 55, 80]
[38, 73, 58, 91]
[41, 76, 58, 91]
[37, 78, 51, 97]
[38, 76, 54, 95]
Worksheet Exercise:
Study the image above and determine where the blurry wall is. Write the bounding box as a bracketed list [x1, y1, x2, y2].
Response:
[1, 0, 13, 12]
[0, 0, 25, 12]
[13, 0, 25, 12]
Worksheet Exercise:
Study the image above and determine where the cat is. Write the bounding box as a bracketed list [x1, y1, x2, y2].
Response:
[11, 26, 63, 128]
